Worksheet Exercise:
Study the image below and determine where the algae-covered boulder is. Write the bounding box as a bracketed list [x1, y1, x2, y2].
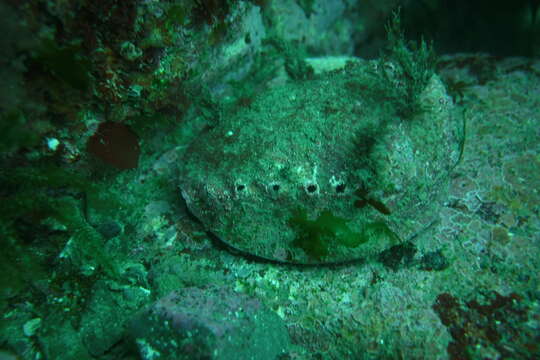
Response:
[129, 286, 290, 360]
[179, 59, 463, 264]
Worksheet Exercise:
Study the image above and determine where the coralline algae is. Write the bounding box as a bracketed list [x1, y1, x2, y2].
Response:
[179, 60, 463, 264]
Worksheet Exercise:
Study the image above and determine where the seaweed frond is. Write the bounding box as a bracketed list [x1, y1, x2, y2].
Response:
[368, 9, 438, 120]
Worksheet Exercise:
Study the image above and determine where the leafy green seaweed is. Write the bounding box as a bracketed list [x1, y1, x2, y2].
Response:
[287, 208, 399, 260]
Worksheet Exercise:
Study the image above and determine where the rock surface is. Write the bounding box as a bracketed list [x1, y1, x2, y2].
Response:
[129, 285, 290, 360]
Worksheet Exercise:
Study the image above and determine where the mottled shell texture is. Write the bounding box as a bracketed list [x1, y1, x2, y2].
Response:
[180, 61, 463, 264]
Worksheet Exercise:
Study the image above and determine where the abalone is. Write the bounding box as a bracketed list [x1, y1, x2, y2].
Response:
[179, 60, 463, 264]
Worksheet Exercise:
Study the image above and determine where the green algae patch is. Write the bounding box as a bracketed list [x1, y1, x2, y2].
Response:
[288, 208, 400, 261]
[288, 208, 365, 260]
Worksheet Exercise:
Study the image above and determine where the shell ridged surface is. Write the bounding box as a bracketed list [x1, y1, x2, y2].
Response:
[180, 61, 463, 264]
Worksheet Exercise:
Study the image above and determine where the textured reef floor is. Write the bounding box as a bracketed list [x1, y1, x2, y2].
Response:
[3, 52, 538, 360]
[1, 1, 539, 358]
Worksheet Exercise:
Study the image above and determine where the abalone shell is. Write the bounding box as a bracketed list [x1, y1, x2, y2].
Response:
[179, 60, 463, 264]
